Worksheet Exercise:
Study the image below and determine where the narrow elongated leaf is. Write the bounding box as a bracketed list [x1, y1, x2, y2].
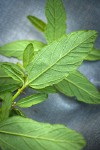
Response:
[45, 0, 66, 43]
[17, 93, 48, 108]
[23, 43, 34, 68]
[1, 63, 24, 84]
[55, 70, 100, 104]
[0, 40, 45, 59]
[0, 92, 12, 121]
[0, 116, 86, 150]
[26, 30, 97, 89]
[85, 48, 100, 61]
[27, 15, 46, 32]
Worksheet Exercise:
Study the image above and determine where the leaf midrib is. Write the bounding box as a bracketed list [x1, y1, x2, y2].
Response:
[0, 130, 74, 143]
[47, 1, 61, 41]
[28, 32, 96, 85]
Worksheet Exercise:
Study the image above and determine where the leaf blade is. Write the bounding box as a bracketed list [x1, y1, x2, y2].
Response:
[0, 62, 9, 78]
[0, 92, 12, 121]
[0, 83, 20, 94]
[85, 48, 100, 61]
[45, 0, 66, 43]
[0, 40, 45, 60]
[55, 70, 100, 104]
[0, 116, 86, 150]
[36, 86, 57, 93]
[1, 63, 24, 84]
[26, 30, 97, 89]
[27, 15, 46, 32]
[17, 93, 48, 108]
[0, 62, 21, 92]
[23, 43, 34, 68]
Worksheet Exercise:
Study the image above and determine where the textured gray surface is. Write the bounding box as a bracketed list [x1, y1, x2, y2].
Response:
[0, 0, 100, 150]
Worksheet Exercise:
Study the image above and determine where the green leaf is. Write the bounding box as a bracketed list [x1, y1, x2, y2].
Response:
[0, 63, 22, 93]
[0, 77, 13, 85]
[27, 15, 46, 32]
[37, 86, 57, 93]
[0, 92, 12, 121]
[55, 70, 100, 104]
[1, 63, 24, 84]
[45, 0, 66, 43]
[0, 62, 8, 77]
[0, 40, 45, 60]
[0, 116, 86, 150]
[0, 83, 20, 94]
[85, 48, 100, 61]
[23, 43, 34, 68]
[17, 93, 48, 108]
[26, 30, 97, 89]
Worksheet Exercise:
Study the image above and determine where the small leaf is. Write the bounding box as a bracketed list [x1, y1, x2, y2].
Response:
[1, 63, 24, 84]
[26, 30, 97, 89]
[17, 93, 48, 108]
[45, 0, 66, 43]
[27, 15, 46, 32]
[23, 43, 34, 68]
[0, 40, 45, 59]
[55, 70, 100, 104]
[85, 48, 100, 61]
[0, 116, 86, 150]
[0, 92, 12, 121]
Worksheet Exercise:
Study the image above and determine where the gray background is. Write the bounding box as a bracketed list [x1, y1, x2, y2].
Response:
[0, 0, 100, 150]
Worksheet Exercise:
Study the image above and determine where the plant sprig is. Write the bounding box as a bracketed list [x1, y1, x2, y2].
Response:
[0, 0, 100, 149]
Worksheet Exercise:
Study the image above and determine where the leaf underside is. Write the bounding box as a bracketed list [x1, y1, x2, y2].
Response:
[0, 116, 86, 150]
[23, 43, 34, 68]
[0, 63, 21, 91]
[0, 92, 12, 121]
[27, 15, 46, 32]
[17, 93, 48, 108]
[0, 64, 21, 93]
[45, 0, 66, 43]
[0, 40, 45, 60]
[55, 70, 100, 104]
[36, 86, 57, 93]
[26, 30, 97, 89]
[85, 48, 100, 61]
[1, 63, 24, 84]
[0, 84, 20, 94]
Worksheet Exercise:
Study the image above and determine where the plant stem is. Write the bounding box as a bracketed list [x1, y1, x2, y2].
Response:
[12, 84, 27, 102]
